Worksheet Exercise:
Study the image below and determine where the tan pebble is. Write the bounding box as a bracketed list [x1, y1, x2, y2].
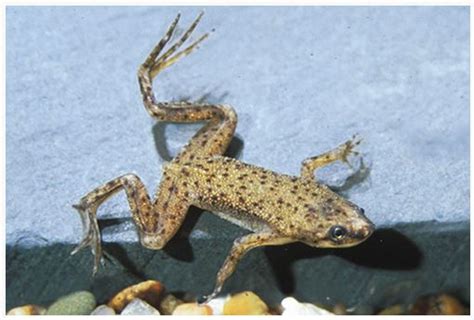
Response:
[333, 303, 347, 315]
[172, 302, 213, 315]
[411, 293, 466, 315]
[377, 304, 404, 315]
[268, 306, 284, 315]
[432, 294, 466, 315]
[7, 305, 46, 315]
[107, 280, 164, 312]
[159, 293, 184, 315]
[346, 304, 374, 315]
[223, 291, 269, 315]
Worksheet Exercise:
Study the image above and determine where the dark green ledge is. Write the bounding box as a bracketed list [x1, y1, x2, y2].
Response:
[6, 215, 469, 313]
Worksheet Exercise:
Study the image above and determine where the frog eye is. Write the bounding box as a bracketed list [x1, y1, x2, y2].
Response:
[329, 225, 347, 241]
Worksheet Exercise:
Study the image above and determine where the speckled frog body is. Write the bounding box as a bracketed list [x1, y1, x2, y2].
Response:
[72, 13, 375, 302]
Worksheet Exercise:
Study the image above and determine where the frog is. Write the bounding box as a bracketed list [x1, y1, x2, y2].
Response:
[71, 12, 375, 303]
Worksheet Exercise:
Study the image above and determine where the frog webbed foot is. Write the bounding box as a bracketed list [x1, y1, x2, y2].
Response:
[300, 134, 364, 182]
[141, 12, 209, 80]
[340, 134, 363, 168]
[71, 202, 104, 275]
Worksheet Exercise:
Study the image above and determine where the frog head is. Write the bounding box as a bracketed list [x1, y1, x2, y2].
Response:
[299, 186, 375, 248]
[320, 203, 375, 248]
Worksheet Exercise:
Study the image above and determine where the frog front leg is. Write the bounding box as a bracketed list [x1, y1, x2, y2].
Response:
[200, 232, 295, 303]
[300, 135, 362, 183]
[72, 173, 191, 274]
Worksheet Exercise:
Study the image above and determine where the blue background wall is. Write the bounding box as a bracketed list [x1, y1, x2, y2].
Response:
[7, 6, 469, 246]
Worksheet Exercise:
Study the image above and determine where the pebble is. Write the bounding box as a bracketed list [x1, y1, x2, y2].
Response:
[205, 296, 228, 315]
[223, 291, 269, 315]
[7, 304, 46, 315]
[159, 293, 183, 315]
[281, 297, 334, 315]
[90, 304, 116, 315]
[108, 280, 164, 312]
[332, 303, 347, 315]
[345, 304, 374, 315]
[269, 304, 285, 315]
[172, 302, 213, 315]
[377, 304, 404, 315]
[46, 291, 96, 315]
[411, 293, 466, 315]
[121, 298, 161, 315]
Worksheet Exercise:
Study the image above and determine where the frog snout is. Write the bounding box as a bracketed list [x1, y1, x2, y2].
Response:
[354, 220, 375, 240]
[361, 223, 374, 237]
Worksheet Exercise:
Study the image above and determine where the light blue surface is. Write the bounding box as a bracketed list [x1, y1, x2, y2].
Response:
[6, 7, 469, 245]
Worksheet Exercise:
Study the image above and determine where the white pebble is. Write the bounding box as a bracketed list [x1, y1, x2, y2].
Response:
[120, 298, 160, 315]
[7, 305, 46, 315]
[205, 296, 229, 315]
[281, 297, 334, 315]
[91, 304, 116, 315]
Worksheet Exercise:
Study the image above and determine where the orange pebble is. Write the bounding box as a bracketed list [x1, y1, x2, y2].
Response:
[107, 280, 164, 312]
[223, 291, 269, 315]
[412, 293, 466, 315]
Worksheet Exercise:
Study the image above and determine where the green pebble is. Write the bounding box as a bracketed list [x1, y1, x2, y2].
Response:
[46, 291, 96, 315]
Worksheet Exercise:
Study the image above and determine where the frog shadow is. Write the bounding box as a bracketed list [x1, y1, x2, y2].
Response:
[264, 227, 423, 294]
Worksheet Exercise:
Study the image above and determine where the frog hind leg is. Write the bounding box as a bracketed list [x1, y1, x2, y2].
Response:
[300, 135, 362, 183]
[72, 173, 191, 274]
[137, 13, 237, 163]
[198, 232, 295, 304]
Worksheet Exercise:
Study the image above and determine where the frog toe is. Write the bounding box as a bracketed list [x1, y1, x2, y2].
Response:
[71, 203, 104, 274]
[341, 134, 364, 167]
[70, 235, 91, 255]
